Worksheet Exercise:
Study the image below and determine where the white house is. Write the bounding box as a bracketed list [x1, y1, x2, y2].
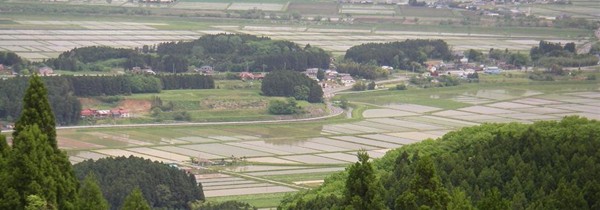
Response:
[341, 75, 355, 86]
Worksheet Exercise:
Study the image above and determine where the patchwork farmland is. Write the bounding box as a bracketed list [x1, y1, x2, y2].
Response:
[0, 18, 587, 61]
[58, 85, 600, 208]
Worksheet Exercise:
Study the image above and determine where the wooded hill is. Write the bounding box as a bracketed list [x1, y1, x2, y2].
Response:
[45, 34, 331, 73]
[344, 39, 453, 70]
[279, 116, 600, 209]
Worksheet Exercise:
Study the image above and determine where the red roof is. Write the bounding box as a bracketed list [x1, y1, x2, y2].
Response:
[81, 109, 96, 116]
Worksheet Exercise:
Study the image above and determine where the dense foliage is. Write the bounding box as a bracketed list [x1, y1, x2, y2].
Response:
[336, 61, 390, 79]
[344, 39, 452, 69]
[46, 46, 135, 71]
[0, 74, 79, 209]
[268, 98, 302, 115]
[153, 34, 330, 72]
[74, 156, 204, 210]
[261, 70, 323, 103]
[530, 40, 599, 67]
[0, 51, 27, 72]
[46, 34, 330, 72]
[280, 117, 600, 209]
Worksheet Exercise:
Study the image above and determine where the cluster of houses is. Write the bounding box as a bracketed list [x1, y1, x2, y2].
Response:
[303, 68, 356, 86]
[424, 56, 505, 78]
[80, 108, 130, 118]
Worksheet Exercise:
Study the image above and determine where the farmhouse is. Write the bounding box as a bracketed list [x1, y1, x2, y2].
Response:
[81, 108, 130, 118]
[341, 75, 356, 86]
[239, 72, 265, 80]
[484, 66, 502, 74]
[111, 108, 130, 118]
[131, 67, 156, 75]
[38, 66, 54, 76]
[196, 66, 214, 75]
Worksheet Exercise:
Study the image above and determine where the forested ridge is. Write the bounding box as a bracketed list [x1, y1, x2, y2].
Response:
[74, 156, 204, 210]
[45, 34, 330, 72]
[279, 116, 600, 209]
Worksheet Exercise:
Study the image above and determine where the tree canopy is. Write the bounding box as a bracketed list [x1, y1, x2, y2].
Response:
[74, 156, 204, 210]
[279, 116, 600, 209]
[530, 40, 598, 67]
[344, 39, 452, 70]
[261, 70, 323, 103]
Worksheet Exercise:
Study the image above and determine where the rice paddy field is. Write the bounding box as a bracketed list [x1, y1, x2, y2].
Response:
[56, 78, 600, 208]
[1, 0, 593, 60]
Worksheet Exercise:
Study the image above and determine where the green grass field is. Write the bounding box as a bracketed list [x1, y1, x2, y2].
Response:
[208, 192, 292, 208]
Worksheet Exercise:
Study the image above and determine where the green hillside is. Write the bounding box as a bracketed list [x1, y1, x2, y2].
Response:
[280, 116, 600, 209]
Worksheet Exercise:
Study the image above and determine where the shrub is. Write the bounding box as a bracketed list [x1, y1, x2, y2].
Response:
[268, 98, 301, 115]
[352, 81, 367, 91]
[395, 84, 407, 90]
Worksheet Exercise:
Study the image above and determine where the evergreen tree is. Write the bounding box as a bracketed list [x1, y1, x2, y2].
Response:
[121, 188, 151, 210]
[77, 173, 109, 210]
[13, 74, 57, 148]
[5, 125, 59, 209]
[395, 156, 450, 210]
[5, 74, 78, 210]
[344, 150, 387, 210]
[477, 188, 509, 210]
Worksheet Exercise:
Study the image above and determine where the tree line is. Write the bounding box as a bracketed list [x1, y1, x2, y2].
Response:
[280, 116, 600, 209]
[0, 76, 81, 126]
[0, 74, 214, 125]
[44, 34, 330, 73]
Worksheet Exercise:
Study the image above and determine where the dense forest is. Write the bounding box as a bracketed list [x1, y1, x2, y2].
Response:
[279, 116, 600, 209]
[261, 70, 323, 103]
[344, 39, 453, 69]
[45, 34, 330, 73]
[74, 156, 204, 210]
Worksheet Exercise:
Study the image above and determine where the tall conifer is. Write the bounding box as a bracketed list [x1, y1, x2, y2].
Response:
[344, 150, 387, 210]
[4, 74, 78, 209]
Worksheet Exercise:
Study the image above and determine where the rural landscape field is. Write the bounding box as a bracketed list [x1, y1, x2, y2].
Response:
[1, 0, 599, 209]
